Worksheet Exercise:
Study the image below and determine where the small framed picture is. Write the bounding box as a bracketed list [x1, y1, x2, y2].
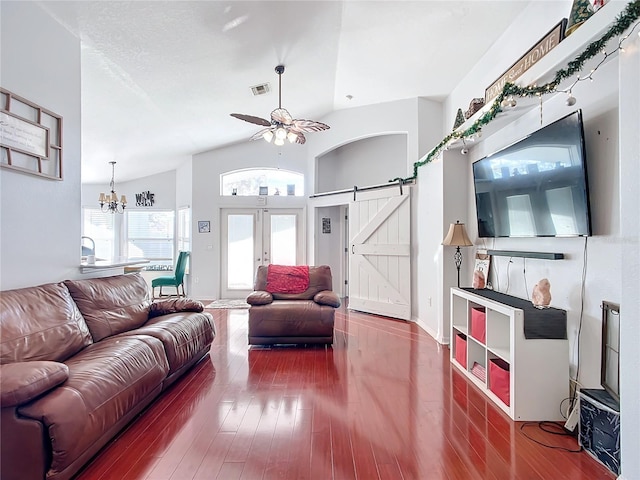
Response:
[259, 186, 268, 196]
[198, 220, 210, 233]
[473, 252, 491, 289]
[322, 217, 331, 234]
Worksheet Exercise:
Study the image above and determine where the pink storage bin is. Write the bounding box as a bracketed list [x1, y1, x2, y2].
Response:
[470, 307, 486, 343]
[454, 333, 467, 368]
[489, 358, 510, 406]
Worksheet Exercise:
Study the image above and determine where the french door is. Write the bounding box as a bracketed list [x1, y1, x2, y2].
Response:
[220, 208, 304, 299]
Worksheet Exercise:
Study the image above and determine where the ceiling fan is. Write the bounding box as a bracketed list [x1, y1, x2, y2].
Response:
[231, 65, 329, 145]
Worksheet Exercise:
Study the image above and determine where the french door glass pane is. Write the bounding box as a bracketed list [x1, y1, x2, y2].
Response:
[270, 214, 296, 265]
[227, 214, 254, 290]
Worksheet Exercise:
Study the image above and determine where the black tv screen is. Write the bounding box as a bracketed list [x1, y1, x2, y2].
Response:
[472, 110, 592, 238]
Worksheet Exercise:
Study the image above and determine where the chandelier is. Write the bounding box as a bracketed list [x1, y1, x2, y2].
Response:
[98, 161, 127, 213]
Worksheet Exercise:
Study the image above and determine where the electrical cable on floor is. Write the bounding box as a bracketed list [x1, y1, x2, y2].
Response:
[520, 422, 583, 453]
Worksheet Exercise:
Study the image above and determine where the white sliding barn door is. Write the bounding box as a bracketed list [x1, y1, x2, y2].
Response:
[348, 188, 411, 320]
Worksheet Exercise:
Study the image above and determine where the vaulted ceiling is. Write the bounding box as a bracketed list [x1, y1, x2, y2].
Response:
[38, 1, 530, 183]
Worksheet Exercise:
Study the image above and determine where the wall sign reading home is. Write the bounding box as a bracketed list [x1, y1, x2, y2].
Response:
[135, 191, 155, 207]
[484, 20, 566, 104]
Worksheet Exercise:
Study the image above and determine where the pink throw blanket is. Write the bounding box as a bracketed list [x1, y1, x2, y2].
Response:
[266, 265, 309, 294]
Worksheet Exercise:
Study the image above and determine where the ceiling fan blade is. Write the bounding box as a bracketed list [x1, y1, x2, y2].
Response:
[250, 128, 273, 141]
[230, 113, 271, 127]
[295, 132, 307, 144]
[271, 108, 293, 125]
[291, 119, 330, 133]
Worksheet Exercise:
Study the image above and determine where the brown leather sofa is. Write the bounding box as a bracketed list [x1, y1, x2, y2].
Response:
[0, 273, 215, 480]
[246, 265, 341, 345]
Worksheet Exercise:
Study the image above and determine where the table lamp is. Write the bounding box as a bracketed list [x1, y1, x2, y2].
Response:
[442, 221, 473, 287]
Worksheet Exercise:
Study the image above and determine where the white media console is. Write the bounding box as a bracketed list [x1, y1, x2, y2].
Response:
[450, 287, 569, 421]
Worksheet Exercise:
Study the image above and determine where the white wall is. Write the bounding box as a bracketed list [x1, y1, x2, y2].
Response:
[317, 134, 407, 192]
[305, 98, 444, 326]
[176, 160, 193, 209]
[176, 160, 194, 292]
[0, 2, 81, 290]
[315, 205, 343, 293]
[460, 67, 621, 391]
[191, 140, 308, 299]
[415, 158, 445, 339]
[439, 0, 631, 368]
[415, 150, 470, 342]
[618, 29, 640, 480]
[191, 98, 443, 302]
[445, 1, 570, 129]
[440, 2, 638, 476]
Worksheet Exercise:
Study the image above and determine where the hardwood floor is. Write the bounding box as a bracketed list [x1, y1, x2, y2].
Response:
[75, 306, 614, 480]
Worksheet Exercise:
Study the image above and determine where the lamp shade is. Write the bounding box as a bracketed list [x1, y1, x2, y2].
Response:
[442, 221, 473, 247]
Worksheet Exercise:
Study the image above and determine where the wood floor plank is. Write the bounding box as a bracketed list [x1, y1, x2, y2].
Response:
[309, 430, 333, 479]
[74, 305, 615, 480]
[282, 407, 312, 480]
[216, 462, 245, 480]
[192, 432, 236, 480]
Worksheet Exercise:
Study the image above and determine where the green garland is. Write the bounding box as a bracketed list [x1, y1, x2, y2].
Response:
[394, 0, 640, 183]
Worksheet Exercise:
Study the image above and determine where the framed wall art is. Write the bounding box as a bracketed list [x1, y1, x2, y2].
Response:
[322, 217, 331, 234]
[0, 88, 63, 180]
[198, 221, 211, 233]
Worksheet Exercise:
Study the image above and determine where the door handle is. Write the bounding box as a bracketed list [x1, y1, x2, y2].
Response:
[351, 245, 355, 254]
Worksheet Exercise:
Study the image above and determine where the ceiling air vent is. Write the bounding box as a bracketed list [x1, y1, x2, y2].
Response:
[251, 83, 270, 96]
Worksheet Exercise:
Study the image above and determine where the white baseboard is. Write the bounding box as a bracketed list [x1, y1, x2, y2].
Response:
[415, 319, 447, 345]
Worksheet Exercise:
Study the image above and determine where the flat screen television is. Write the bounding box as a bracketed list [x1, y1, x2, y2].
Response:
[472, 110, 592, 238]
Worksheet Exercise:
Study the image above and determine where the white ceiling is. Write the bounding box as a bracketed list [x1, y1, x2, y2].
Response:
[38, 1, 530, 184]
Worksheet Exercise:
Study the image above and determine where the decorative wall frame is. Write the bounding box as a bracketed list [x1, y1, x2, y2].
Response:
[198, 221, 211, 233]
[322, 217, 331, 234]
[0, 88, 63, 180]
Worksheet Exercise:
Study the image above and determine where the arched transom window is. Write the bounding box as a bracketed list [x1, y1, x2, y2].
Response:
[221, 168, 304, 196]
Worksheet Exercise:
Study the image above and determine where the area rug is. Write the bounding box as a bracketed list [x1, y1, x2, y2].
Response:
[204, 299, 250, 309]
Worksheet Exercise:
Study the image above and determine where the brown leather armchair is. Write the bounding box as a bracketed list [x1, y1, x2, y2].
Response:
[246, 265, 341, 345]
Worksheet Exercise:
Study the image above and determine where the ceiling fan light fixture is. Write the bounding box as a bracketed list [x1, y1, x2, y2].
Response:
[262, 130, 274, 142]
[231, 65, 329, 146]
[275, 126, 287, 140]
